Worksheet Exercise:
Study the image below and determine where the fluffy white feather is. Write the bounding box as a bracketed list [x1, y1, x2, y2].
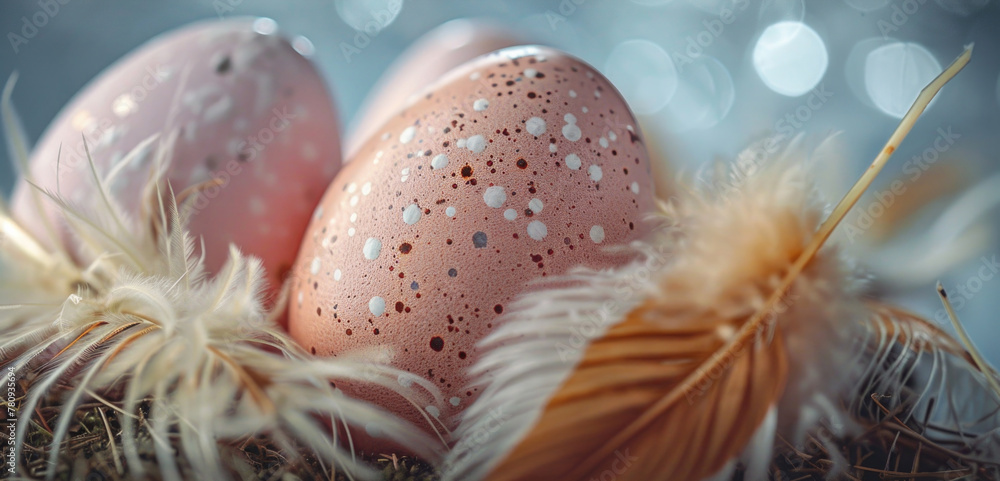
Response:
[0, 79, 443, 480]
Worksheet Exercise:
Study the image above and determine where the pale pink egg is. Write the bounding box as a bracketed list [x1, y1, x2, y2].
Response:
[346, 18, 523, 159]
[11, 18, 342, 305]
[290, 46, 656, 440]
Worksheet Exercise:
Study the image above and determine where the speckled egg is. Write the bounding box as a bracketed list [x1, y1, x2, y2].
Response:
[11, 18, 342, 303]
[289, 46, 655, 435]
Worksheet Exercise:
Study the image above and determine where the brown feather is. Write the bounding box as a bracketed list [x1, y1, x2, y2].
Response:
[484, 298, 789, 481]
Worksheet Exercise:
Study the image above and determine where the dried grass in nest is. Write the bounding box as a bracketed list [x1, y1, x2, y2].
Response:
[768, 398, 1000, 480]
[5, 379, 439, 481]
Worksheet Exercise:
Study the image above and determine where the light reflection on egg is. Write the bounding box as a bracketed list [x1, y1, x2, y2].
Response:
[290, 46, 656, 438]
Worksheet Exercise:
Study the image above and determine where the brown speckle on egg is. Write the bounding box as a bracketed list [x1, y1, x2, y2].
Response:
[289, 45, 655, 437]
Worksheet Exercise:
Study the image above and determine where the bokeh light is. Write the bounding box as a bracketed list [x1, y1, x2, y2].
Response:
[752, 21, 828, 97]
[603, 40, 679, 116]
[864, 42, 941, 118]
[252, 17, 278, 35]
[334, 0, 403, 33]
[661, 56, 735, 131]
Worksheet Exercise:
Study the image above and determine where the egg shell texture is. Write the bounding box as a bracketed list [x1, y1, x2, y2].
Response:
[290, 46, 655, 429]
[11, 18, 341, 301]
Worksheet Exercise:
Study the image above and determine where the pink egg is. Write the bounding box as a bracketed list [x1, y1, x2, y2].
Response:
[290, 46, 656, 438]
[346, 18, 523, 159]
[11, 18, 342, 306]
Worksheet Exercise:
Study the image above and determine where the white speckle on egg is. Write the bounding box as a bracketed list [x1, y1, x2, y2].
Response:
[364, 238, 382, 260]
[302, 142, 317, 160]
[446, 206, 457, 217]
[473, 98, 489, 111]
[562, 113, 581, 141]
[400, 126, 416, 144]
[348, 183, 358, 193]
[350, 195, 359, 207]
[350, 213, 358, 223]
[297, 291, 304, 306]
[457, 138, 467, 148]
[483, 186, 506, 208]
[348, 227, 357, 237]
[249, 196, 266, 216]
[398, 374, 414, 388]
[431, 153, 449, 170]
[549, 143, 557, 153]
[524, 68, 538, 78]
[609, 131, 617, 142]
[467, 135, 487, 153]
[599, 137, 609, 148]
[449, 397, 461, 406]
[334, 269, 342, 281]
[526, 117, 546, 136]
[589, 164, 603, 182]
[565, 153, 582, 170]
[426, 406, 440, 417]
[582, 106, 589, 113]
[590, 225, 605, 244]
[469, 71, 481, 80]
[401, 167, 410, 182]
[504, 208, 517, 221]
[594, 89, 601, 98]
[310, 257, 321, 275]
[528, 198, 543, 214]
[362, 182, 372, 195]
[569, 90, 577, 98]
[403, 204, 422, 225]
[631, 182, 640, 194]
[203, 95, 234, 124]
[365, 423, 384, 438]
[527, 221, 548, 241]
[562, 124, 581, 141]
[369, 296, 386, 317]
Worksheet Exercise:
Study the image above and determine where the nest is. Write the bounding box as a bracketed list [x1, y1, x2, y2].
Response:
[8, 381, 998, 480]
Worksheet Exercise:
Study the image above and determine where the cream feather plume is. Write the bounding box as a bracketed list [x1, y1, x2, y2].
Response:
[443, 45, 999, 481]
[0, 77, 443, 480]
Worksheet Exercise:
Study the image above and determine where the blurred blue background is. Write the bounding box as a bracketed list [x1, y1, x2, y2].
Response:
[1, 0, 998, 362]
